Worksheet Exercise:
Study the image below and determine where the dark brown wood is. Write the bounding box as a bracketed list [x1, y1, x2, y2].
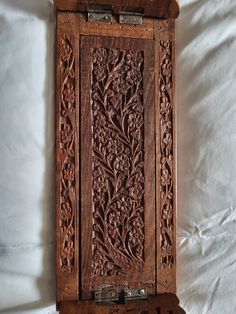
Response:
[55, 6, 184, 314]
[54, 0, 180, 19]
[59, 294, 185, 313]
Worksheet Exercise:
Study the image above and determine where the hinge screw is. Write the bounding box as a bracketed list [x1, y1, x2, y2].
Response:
[89, 14, 94, 20]
[139, 289, 146, 295]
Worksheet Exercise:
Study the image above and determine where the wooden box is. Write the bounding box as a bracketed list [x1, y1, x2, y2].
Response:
[54, 1, 185, 313]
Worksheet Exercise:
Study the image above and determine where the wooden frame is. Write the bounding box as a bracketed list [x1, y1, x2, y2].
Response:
[55, 1, 184, 313]
[54, 0, 180, 19]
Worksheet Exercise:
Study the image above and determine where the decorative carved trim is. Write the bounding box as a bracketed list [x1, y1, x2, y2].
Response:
[59, 34, 76, 273]
[91, 48, 145, 276]
[159, 40, 174, 269]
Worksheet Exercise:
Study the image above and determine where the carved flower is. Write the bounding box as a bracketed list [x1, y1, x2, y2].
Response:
[160, 97, 171, 115]
[93, 48, 107, 65]
[132, 216, 144, 229]
[162, 57, 172, 82]
[112, 76, 129, 94]
[131, 168, 144, 186]
[61, 202, 72, 223]
[128, 113, 143, 131]
[161, 168, 171, 186]
[94, 113, 106, 128]
[63, 163, 75, 182]
[129, 184, 143, 200]
[126, 69, 142, 85]
[114, 154, 130, 174]
[126, 51, 143, 67]
[63, 83, 75, 111]
[61, 38, 72, 62]
[129, 226, 143, 245]
[107, 139, 124, 155]
[93, 175, 108, 194]
[62, 243, 74, 260]
[60, 123, 72, 144]
[116, 196, 130, 214]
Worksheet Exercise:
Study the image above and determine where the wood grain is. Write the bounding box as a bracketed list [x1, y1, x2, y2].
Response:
[54, 0, 180, 18]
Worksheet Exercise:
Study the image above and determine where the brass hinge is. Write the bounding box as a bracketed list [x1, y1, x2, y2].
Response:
[87, 4, 143, 25]
[94, 288, 147, 304]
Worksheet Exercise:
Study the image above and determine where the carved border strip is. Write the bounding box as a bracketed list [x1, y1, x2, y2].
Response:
[155, 20, 176, 294]
[59, 34, 76, 275]
[56, 14, 79, 302]
[159, 39, 174, 271]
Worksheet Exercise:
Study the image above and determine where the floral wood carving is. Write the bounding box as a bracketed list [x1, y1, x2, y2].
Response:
[59, 34, 76, 273]
[159, 40, 174, 269]
[91, 48, 145, 276]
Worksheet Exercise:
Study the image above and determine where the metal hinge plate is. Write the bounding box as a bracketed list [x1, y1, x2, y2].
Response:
[87, 4, 143, 25]
[124, 288, 147, 301]
[94, 289, 119, 304]
[94, 288, 147, 304]
[88, 12, 112, 23]
[119, 14, 143, 25]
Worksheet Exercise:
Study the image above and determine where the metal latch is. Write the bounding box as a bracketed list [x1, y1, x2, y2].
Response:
[94, 288, 147, 304]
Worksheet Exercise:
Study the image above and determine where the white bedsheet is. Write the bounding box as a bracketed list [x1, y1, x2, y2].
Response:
[0, 1, 235, 313]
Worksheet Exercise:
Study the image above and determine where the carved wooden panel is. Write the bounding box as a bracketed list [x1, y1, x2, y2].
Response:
[56, 12, 179, 309]
[81, 36, 156, 298]
[155, 20, 177, 294]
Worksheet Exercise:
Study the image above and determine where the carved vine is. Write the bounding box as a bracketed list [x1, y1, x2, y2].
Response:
[59, 34, 76, 273]
[159, 40, 174, 269]
[91, 48, 145, 276]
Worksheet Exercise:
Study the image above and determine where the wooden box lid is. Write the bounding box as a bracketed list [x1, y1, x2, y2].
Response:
[54, 0, 180, 19]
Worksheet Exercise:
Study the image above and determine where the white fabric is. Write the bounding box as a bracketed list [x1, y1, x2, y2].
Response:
[0, 0, 235, 313]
